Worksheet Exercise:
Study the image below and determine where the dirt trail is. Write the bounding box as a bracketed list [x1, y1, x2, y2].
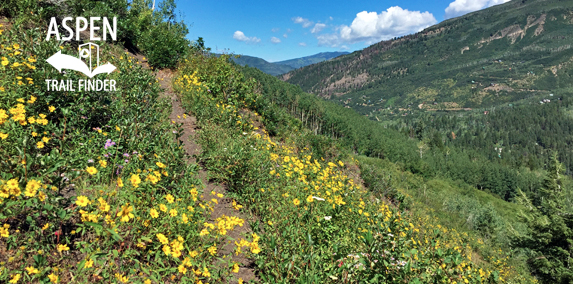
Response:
[140, 57, 258, 283]
[155, 70, 258, 283]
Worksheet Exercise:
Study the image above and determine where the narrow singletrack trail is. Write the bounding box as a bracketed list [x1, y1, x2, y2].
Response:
[153, 67, 258, 284]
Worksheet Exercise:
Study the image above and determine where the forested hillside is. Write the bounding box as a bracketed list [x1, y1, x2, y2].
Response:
[274, 51, 349, 69]
[283, 0, 573, 112]
[230, 51, 350, 76]
[391, 97, 573, 175]
[230, 54, 295, 76]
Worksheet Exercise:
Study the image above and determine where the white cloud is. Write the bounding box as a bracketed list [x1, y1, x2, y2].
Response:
[233, 31, 261, 43]
[271, 28, 280, 32]
[444, 0, 510, 19]
[311, 23, 326, 34]
[283, 33, 288, 38]
[340, 45, 349, 50]
[317, 33, 340, 46]
[299, 42, 307, 47]
[329, 16, 334, 21]
[318, 6, 436, 47]
[287, 28, 292, 33]
[271, 37, 281, 44]
[292, 16, 314, 28]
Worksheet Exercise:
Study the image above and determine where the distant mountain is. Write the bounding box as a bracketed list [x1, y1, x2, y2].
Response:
[274, 51, 350, 69]
[282, 0, 573, 115]
[229, 52, 350, 76]
[230, 55, 295, 76]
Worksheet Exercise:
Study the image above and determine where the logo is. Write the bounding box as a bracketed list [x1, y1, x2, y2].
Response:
[47, 43, 116, 78]
[44, 17, 118, 92]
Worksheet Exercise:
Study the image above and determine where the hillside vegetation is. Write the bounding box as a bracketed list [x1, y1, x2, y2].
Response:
[175, 53, 536, 283]
[275, 52, 349, 69]
[0, 0, 571, 283]
[230, 55, 295, 76]
[231, 52, 349, 76]
[283, 0, 573, 112]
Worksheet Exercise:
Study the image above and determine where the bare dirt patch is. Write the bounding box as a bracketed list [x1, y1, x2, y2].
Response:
[483, 84, 514, 92]
[477, 14, 545, 45]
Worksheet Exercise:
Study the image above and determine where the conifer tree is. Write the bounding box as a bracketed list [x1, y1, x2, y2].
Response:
[513, 152, 573, 284]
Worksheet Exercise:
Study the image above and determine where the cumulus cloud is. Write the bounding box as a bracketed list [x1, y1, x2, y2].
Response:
[299, 42, 307, 47]
[292, 17, 314, 28]
[317, 6, 436, 47]
[283, 33, 288, 38]
[445, 0, 510, 19]
[271, 28, 280, 32]
[271, 37, 281, 44]
[233, 31, 261, 43]
[311, 23, 326, 34]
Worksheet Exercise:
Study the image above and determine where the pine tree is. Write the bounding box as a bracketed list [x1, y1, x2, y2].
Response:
[513, 152, 573, 284]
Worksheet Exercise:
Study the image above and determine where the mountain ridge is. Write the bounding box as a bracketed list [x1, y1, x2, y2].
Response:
[282, 0, 573, 115]
[229, 51, 350, 76]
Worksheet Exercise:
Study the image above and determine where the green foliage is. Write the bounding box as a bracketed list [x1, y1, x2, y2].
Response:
[0, 20, 246, 283]
[174, 47, 537, 283]
[139, 21, 189, 69]
[513, 153, 573, 284]
[0, 0, 191, 69]
[132, 0, 190, 69]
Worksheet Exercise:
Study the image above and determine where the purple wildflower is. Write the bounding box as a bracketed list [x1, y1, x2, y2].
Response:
[88, 159, 94, 163]
[123, 153, 129, 157]
[104, 139, 116, 149]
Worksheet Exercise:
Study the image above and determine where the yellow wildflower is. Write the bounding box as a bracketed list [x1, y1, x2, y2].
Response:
[84, 258, 94, 268]
[156, 233, 169, 244]
[130, 174, 141, 187]
[150, 208, 159, 218]
[25, 266, 39, 274]
[48, 273, 58, 283]
[86, 166, 98, 175]
[76, 196, 90, 207]
[9, 274, 21, 283]
[116, 204, 134, 222]
[57, 244, 69, 252]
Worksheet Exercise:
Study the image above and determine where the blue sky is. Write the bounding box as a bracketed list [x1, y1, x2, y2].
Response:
[176, 0, 509, 62]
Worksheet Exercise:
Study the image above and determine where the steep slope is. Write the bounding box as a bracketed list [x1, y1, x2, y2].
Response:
[274, 51, 349, 69]
[283, 0, 573, 114]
